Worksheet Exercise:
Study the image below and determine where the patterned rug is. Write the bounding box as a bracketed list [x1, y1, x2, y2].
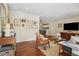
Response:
[38, 41, 60, 56]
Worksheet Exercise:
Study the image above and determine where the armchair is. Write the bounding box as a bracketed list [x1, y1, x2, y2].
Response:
[36, 33, 50, 50]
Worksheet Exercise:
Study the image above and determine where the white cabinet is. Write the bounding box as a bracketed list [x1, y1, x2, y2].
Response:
[71, 36, 79, 55]
[72, 49, 79, 55]
[59, 41, 79, 56]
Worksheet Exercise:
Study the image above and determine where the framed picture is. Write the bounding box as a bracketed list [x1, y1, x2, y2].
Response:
[32, 20, 37, 29]
[14, 18, 20, 27]
[21, 19, 26, 23]
[58, 23, 62, 28]
[20, 19, 26, 27]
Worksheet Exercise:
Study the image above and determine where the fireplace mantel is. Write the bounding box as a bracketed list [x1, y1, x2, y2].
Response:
[0, 37, 16, 45]
[0, 37, 16, 56]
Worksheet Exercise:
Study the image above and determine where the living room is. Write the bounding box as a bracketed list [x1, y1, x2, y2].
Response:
[0, 3, 79, 56]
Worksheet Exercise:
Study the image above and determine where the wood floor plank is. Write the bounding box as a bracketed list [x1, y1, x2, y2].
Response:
[16, 41, 45, 56]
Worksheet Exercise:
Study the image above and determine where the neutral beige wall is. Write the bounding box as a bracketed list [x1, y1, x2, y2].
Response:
[49, 15, 79, 36]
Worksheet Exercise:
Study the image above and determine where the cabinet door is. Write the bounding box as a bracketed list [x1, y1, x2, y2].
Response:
[59, 45, 72, 56]
[63, 45, 72, 56]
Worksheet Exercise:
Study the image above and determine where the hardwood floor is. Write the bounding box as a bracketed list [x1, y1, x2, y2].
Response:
[16, 40, 68, 56]
[16, 41, 45, 56]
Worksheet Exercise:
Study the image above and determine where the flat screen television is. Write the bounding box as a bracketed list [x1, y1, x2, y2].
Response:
[64, 22, 79, 30]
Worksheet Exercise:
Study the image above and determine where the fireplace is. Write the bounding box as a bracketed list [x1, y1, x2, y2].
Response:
[0, 44, 15, 56]
[0, 37, 16, 56]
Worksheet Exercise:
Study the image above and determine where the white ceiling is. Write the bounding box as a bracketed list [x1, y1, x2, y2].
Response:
[8, 3, 79, 20]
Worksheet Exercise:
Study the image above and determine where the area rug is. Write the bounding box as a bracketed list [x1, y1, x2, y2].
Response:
[38, 41, 60, 56]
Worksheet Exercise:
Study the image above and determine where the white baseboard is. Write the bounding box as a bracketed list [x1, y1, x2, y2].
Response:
[16, 39, 36, 43]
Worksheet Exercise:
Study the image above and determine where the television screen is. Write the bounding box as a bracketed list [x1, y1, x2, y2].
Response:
[64, 22, 79, 30]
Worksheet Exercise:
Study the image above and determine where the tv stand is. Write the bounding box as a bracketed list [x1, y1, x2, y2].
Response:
[59, 41, 79, 56]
